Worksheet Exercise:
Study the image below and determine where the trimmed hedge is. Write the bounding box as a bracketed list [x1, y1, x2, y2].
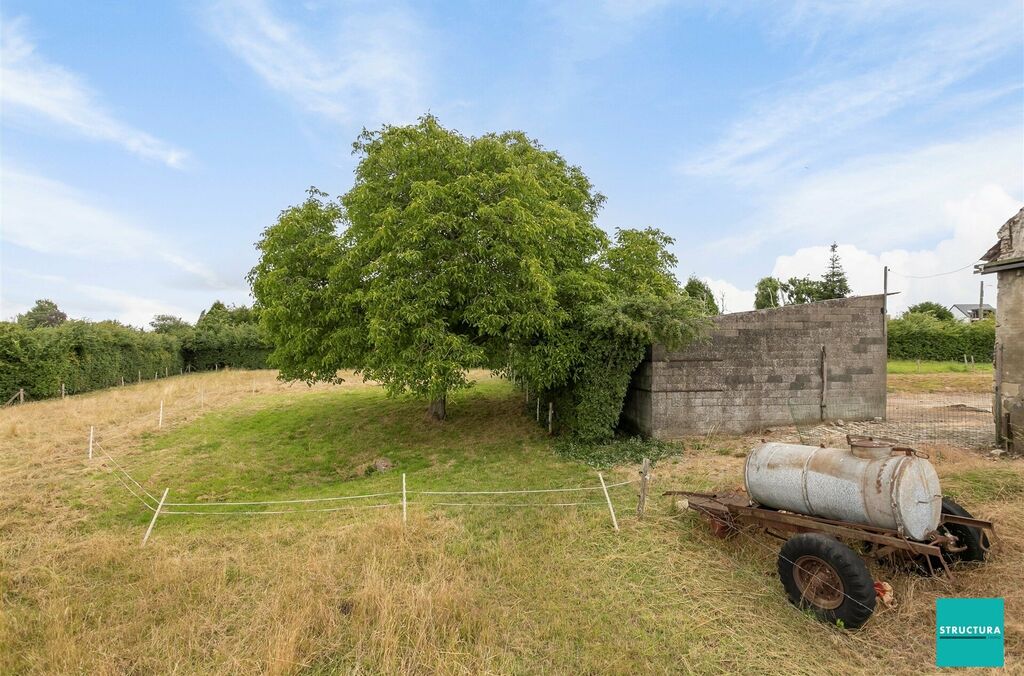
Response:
[0, 321, 182, 400]
[183, 323, 272, 371]
[0, 320, 272, 402]
[887, 314, 995, 362]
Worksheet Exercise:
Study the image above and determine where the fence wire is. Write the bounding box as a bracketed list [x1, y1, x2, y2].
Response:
[791, 391, 996, 449]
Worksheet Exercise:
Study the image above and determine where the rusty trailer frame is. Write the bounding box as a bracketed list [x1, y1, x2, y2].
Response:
[664, 490, 995, 579]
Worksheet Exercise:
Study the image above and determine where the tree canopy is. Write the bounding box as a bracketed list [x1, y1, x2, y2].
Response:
[820, 242, 851, 299]
[683, 277, 720, 315]
[904, 301, 954, 321]
[753, 277, 781, 309]
[17, 299, 67, 329]
[250, 116, 707, 431]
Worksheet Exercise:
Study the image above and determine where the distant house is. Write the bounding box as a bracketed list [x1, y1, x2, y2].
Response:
[949, 303, 995, 322]
[978, 207, 1024, 451]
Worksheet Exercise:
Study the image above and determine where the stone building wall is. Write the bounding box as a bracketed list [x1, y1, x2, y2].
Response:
[621, 294, 887, 438]
[996, 269, 1023, 445]
[988, 208, 1024, 449]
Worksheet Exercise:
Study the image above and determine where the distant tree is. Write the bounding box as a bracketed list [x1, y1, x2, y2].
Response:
[819, 242, 851, 299]
[197, 301, 257, 327]
[17, 299, 67, 329]
[904, 302, 954, 321]
[684, 277, 720, 315]
[150, 314, 192, 335]
[780, 276, 826, 305]
[754, 277, 783, 309]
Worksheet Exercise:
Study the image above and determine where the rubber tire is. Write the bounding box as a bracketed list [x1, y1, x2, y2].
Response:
[938, 497, 988, 563]
[778, 533, 876, 630]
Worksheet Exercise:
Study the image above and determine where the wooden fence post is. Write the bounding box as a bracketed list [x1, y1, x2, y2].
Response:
[637, 457, 651, 518]
[138, 371, 141, 384]
[61, 382, 65, 399]
[548, 402, 553, 434]
[121, 376, 125, 387]
[598, 473, 619, 532]
[819, 345, 828, 421]
[142, 488, 169, 547]
[18, 388, 24, 404]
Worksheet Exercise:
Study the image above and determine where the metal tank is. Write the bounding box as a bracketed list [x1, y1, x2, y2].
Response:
[744, 438, 942, 541]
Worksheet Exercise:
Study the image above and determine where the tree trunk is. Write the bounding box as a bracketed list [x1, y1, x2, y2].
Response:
[428, 395, 447, 421]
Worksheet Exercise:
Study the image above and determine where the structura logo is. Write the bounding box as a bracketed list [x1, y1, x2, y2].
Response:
[936, 598, 1004, 668]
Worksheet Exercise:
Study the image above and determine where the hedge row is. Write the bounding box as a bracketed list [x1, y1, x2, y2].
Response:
[184, 323, 271, 371]
[0, 321, 270, 402]
[887, 315, 995, 362]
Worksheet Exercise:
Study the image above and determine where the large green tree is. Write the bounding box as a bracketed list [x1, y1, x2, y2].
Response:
[251, 116, 706, 428]
[250, 116, 607, 420]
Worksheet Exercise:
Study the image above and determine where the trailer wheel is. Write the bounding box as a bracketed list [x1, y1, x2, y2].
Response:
[938, 497, 989, 563]
[778, 533, 876, 630]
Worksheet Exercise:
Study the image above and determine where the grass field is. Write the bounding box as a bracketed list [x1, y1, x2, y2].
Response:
[2, 370, 1022, 674]
[887, 360, 994, 374]
[887, 360, 994, 394]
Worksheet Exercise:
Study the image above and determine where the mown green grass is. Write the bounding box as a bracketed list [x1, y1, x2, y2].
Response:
[887, 359, 993, 374]
[91, 379, 639, 531]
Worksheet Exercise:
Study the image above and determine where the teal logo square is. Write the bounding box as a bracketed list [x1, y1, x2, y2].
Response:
[936, 598, 1004, 668]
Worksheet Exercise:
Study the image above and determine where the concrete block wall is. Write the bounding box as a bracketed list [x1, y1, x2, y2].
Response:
[621, 294, 887, 438]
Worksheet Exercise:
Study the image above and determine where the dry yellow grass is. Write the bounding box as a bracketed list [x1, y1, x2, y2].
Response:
[1, 369, 1022, 674]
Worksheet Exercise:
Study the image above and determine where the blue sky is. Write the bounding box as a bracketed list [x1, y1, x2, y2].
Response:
[1, 0, 1022, 327]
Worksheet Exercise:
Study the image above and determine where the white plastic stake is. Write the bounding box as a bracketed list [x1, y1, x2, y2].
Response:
[598, 473, 619, 532]
[402, 473, 407, 524]
[142, 488, 169, 547]
[88, 426, 94, 459]
[158, 400, 164, 428]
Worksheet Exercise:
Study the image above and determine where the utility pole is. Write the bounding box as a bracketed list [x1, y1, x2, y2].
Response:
[979, 280, 985, 321]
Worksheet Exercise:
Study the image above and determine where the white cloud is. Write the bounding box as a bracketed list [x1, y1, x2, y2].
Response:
[681, 2, 1022, 181]
[717, 185, 1021, 314]
[0, 16, 189, 168]
[701, 277, 754, 315]
[707, 128, 1023, 255]
[74, 283, 192, 328]
[0, 165, 229, 290]
[2, 268, 192, 327]
[203, 0, 427, 126]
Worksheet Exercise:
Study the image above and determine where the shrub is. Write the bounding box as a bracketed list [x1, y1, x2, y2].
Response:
[887, 314, 994, 362]
[0, 321, 183, 400]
